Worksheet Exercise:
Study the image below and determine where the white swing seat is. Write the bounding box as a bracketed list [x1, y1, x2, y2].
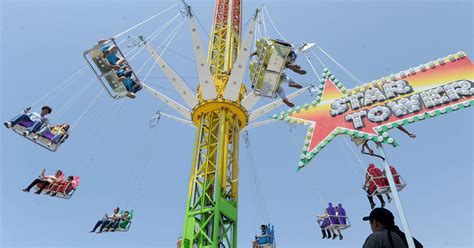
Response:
[317, 215, 351, 231]
[83, 40, 141, 99]
[33, 178, 77, 199]
[250, 38, 293, 97]
[363, 174, 407, 196]
[11, 124, 65, 152]
[84, 45, 128, 99]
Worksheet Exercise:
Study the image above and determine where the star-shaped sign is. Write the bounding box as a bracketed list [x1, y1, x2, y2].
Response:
[274, 52, 474, 170]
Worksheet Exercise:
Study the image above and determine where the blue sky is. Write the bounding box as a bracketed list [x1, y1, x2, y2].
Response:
[1, 0, 472, 248]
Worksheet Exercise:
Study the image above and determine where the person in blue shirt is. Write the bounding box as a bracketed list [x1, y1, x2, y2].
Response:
[98, 39, 126, 70]
[256, 225, 270, 245]
[4, 106, 52, 135]
[116, 67, 142, 99]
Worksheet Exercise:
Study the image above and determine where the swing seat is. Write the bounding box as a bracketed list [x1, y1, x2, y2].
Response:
[83, 40, 141, 99]
[18, 120, 34, 128]
[256, 234, 275, 248]
[317, 215, 351, 231]
[11, 123, 64, 152]
[115, 220, 132, 232]
[255, 223, 275, 248]
[33, 176, 78, 199]
[250, 38, 293, 98]
[41, 131, 55, 140]
[115, 210, 134, 232]
[257, 243, 275, 248]
[363, 174, 407, 196]
[101, 210, 133, 233]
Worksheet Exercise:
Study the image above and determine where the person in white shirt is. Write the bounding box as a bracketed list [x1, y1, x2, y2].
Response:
[4, 106, 52, 135]
[90, 207, 121, 234]
[22, 169, 63, 194]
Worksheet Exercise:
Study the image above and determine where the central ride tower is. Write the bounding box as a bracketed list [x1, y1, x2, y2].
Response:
[182, 0, 246, 247]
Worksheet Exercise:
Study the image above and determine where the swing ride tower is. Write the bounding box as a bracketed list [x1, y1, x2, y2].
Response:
[177, 2, 307, 245]
[182, 0, 245, 247]
[134, 1, 306, 246]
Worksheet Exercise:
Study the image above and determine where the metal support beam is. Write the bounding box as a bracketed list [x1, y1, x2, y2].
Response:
[249, 86, 310, 122]
[141, 39, 199, 108]
[184, 4, 217, 100]
[142, 82, 191, 120]
[376, 142, 416, 248]
[242, 119, 278, 131]
[240, 90, 262, 112]
[160, 112, 195, 128]
[223, 9, 258, 101]
[241, 91, 261, 111]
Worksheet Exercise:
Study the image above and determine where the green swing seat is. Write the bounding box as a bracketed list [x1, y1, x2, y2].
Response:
[116, 210, 134, 232]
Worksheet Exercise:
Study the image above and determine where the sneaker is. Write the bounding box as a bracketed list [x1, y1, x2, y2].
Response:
[295, 69, 307, 75]
[333, 234, 338, 240]
[282, 99, 295, 108]
[22, 189, 29, 192]
[126, 92, 136, 99]
[339, 235, 343, 240]
[388, 197, 392, 203]
[4, 121, 12, 128]
[287, 63, 301, 71]
[96, 231, 102, 234]
[34, 191, 41, 194]
[381, 201, 386, 208]
[294, 69, 307, 75]
[110, 229, 115, 232]
[370, 203, 376, 209]
[89, 230, 95, 233]
[32, 135, 39, 141]
[288, 81, 303, 89]
[22, 131, 30, 136]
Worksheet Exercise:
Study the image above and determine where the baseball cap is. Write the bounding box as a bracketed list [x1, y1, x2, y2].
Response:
[362, 208, 395, 226]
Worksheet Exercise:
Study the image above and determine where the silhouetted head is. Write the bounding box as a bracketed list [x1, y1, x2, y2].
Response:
[41, 106, 52, 116]
[363, 208, 395, 233]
